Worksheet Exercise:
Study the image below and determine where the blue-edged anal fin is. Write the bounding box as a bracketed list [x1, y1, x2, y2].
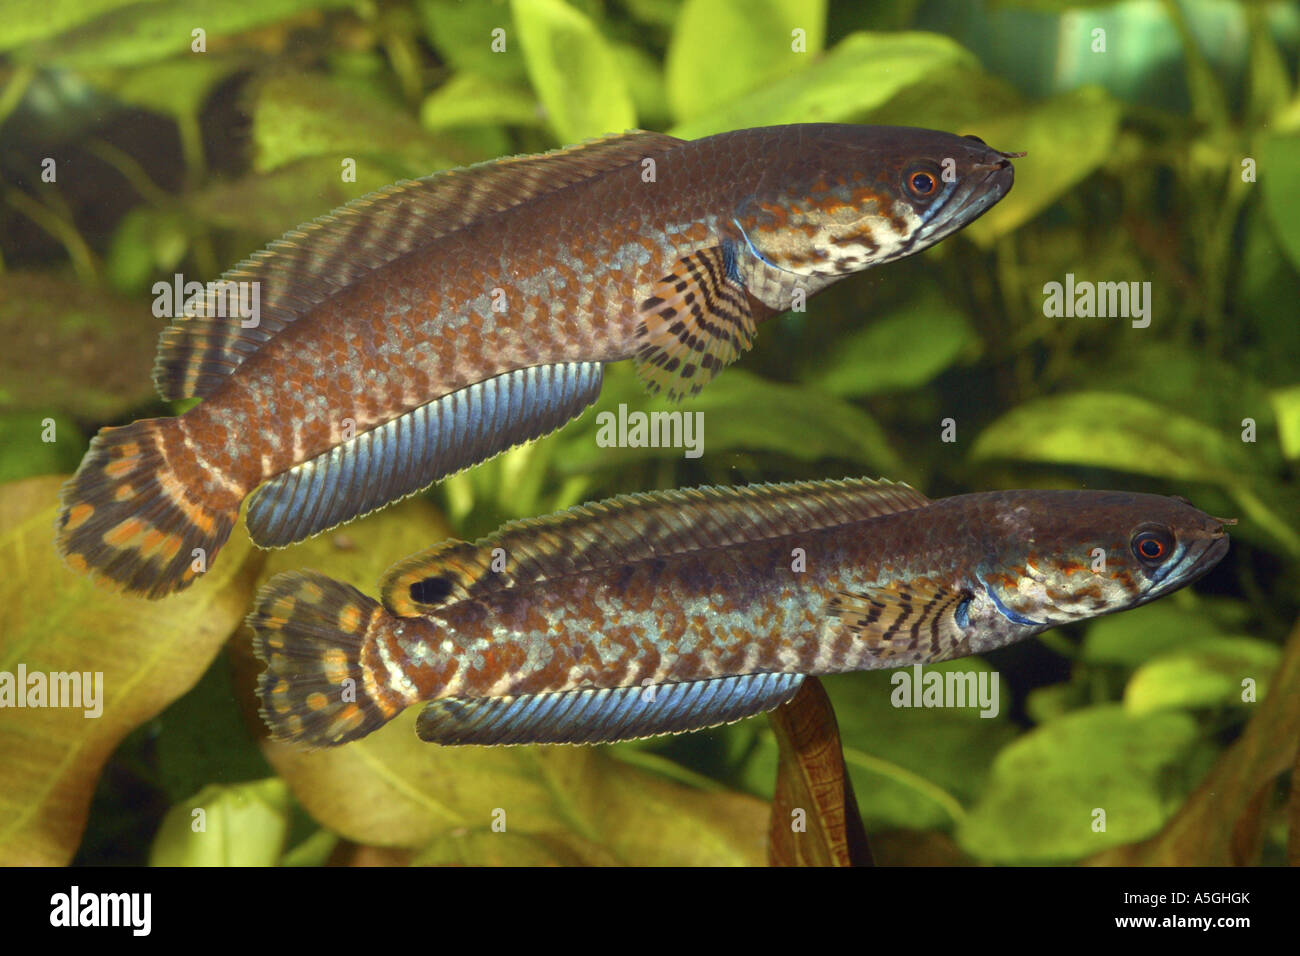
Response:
[245, 362, 604, 548]
[827, 577, 975, 665]
[416, 673, 806, 746]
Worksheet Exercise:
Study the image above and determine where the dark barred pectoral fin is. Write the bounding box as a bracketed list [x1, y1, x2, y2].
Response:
[828, 578, 974, 665]
[416, 672, 805, 746]
[245, 362, 603, 547]
[634, 243, 759, 401]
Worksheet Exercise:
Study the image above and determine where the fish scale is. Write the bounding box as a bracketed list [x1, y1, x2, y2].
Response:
[248, 481, 1231, 747]
[58, 125, 1018, 598]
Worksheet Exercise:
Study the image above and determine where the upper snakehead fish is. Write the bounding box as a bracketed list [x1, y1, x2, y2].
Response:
[56, 124, 1019, 598]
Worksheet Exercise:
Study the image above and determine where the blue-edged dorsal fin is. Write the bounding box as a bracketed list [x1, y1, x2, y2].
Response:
[416, 673, 806, 746]
[244, 361, 604, 548]
[154, 129, 685, 400]
[383, 476, 931, 617]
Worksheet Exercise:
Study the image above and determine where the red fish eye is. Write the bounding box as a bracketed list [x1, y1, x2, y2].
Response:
[909, 171, 936, 196]
[1132, 531, 1172, 564]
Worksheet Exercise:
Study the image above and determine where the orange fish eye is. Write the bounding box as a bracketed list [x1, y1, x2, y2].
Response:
[908, 171, 937, 197]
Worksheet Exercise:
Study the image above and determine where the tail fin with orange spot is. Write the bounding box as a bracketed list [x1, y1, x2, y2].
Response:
[248, 571, 412, 747]
[56, 418, 238, 599]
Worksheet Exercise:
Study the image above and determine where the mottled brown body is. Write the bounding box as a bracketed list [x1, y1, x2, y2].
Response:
[61, 126, 1017, 597]
[250, 483, 1230, 747]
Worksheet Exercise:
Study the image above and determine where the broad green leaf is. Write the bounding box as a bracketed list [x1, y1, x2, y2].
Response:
[767, 677, 871, 866]
[554, 366, 903, 476]
[105, 207, 191, 294]
[14, 0, 354, 70]
[0, 273, 160, 421]
[0, 414, 82, 483]
[511, 0, 636, 143]
[1082, 596, 1251, 667]
[1258, 132, 1300, 274]
[1089, 615, 1300, 865]
[86, 54, 246, 124]
[1270, 385, 1300, 461]
[670, 31, 975, 140]
[420, 73, 541, 129]
[957, 705, 1198, 863]
[0, 476, 257, 865]
[742, 662, 1015, 832]
[245, 495, 769, 865]
[665, 0, 825, 123]
[148, 779, 291, 866]
[1124, 636, 1281, 715]
[964, 86, 1122, 246]
[185, 158, 397, 241]
[970, 391, 1254, 485]
[612, 41, 671, 128]
[0, 0, 142, 52]
[813, 294, 980, 397]
[416, 0, 528, 83]
[251, 73, 479, 177]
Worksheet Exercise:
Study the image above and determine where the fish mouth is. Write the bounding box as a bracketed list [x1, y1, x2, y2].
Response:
[913, 157, 1016, 247]
[1140, 533, 1230, 605]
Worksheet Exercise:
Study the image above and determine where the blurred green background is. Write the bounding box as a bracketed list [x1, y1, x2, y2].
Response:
[1, 0, 1299, 866]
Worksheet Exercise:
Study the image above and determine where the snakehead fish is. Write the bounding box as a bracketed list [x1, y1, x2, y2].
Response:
[56, 125, 1019, 599]
[248, 479, 1231, 748]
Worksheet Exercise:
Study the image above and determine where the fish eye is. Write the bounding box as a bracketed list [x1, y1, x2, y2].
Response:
[1131, 528, 1174, 566]
[907, 169, 938, 198]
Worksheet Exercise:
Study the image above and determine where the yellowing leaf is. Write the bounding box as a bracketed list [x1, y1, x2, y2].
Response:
[511, 0, 636, 143]
[148, 779, 291, 866]
[0, 475, 257, 865]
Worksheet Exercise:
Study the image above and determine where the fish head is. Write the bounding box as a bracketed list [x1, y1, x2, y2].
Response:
[971, 490, 1233, 629]
[731, 124, 1019, 277]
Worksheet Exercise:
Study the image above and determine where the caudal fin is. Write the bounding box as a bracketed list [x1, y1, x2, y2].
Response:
[248, 571, 411, 747]
[56, 418, 237, 599]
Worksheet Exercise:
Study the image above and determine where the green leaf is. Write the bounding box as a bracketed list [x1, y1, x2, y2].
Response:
[1082, 597, 1251, 667]
[812, 293, 979, 397]
[1270, 384, 1300, 461]
[85, 54, 246, 124]
[0, 273, 161, 421]
[553, 365, 903, 476]
[14, 0, 354, 70]
[148, 779, 292, 866]
[742, 662, 1015, 832]
[0, 476, 257, 865]
[665, 0, 825, 123]
[1124, 637, 1281, 715]
[670, 30, 975, 140]
[420, 73, 541, 129]
[510, 0, 636, 143]
[0, 0, 143, 53]
[964, 86, 1122, 246]
[1257, 133, 1300, 273]
[416, 0, 528, 84]
[0, 414, 83, 483]
[970, 391, 1254, 485]
[251, 73, 480, 177]
[957, 705, 1199, 863]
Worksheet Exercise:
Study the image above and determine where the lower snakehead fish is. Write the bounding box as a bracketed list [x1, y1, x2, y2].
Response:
[56, 125, 1019, 598]
[248, 479, 1232, 748]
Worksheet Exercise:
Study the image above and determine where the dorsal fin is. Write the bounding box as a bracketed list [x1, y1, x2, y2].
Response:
[382, 477, 931, 617]
[154, 129, 685, 400]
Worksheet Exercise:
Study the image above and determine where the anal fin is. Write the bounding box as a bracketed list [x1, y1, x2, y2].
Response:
[827, 578, 974, 665]
[245, 361, 603, 547]
[416, 672, 805, 746]
[634, 242, 757, 401]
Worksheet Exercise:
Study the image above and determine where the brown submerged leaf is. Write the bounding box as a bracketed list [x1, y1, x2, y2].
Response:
[0, 475, 257, 864]
[768, 676, 872, 866]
